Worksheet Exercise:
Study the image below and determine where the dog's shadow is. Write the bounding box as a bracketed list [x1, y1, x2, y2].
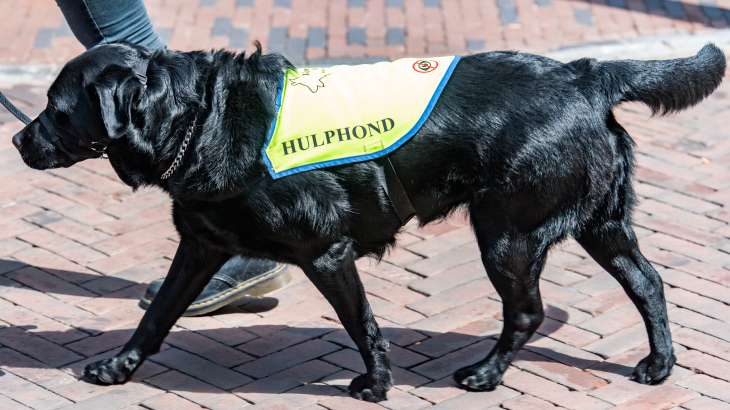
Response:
[0, 258, 635, 396]
[1, 323, 633, 395]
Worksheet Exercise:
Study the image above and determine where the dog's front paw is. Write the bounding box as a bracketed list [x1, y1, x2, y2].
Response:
[348, 372, 394, 402]
[454, 364, 503, 391]
[631, 351, 676, 385]
[83, 351, 143, 385]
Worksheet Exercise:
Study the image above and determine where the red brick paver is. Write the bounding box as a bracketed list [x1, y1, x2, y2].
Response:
[2, 83, 730, 408]
[2, 3, 730, 406]
[1, 0, 730, 68]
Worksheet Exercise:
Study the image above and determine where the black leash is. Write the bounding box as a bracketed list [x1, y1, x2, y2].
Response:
[0, 90, 31, 125]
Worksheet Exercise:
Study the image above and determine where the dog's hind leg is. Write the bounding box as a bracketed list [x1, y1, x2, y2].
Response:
[301, 240, 393, 402]
[453, 210, 550, 391]
[83, 237, 229, 385]
[575, 216, 675, 384]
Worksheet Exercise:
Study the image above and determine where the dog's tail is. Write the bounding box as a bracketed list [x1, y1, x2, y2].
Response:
[581, 43, 726, 115]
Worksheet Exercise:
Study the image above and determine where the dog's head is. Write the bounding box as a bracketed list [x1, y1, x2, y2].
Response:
[14, 42, 285, 195]
[12, 43, 152, 171]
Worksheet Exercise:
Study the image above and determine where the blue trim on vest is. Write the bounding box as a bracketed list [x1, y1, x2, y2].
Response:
[262, 56, 461, 179]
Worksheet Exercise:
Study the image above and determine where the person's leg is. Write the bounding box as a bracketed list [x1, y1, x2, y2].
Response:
[56, 0, 165, 50]
[55, 0, 292, 315]
[141, 256, 292, 316]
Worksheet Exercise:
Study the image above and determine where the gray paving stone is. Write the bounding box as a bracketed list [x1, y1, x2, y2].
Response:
[229, 28, 249, 49]
[467, 40, 485, 52]
[645, 0, 663, 10]
[387, 28, 405, 45]
[269, 27, 288, 54]
[497, 0, 519, 25]
[156, 27, 172, 45]
[664, 0, 687, 18]
[308, 27, 327, 49]
[607, 0, 627, 9]
[574, 8, 594, 26]
[56, 20, 73, 37]
[211, 17, 231, 37]
[348, 27, 366, 46]
[701, 1, 725, 20]
[287, 37, 306, 66]
[32, 28, 55, 50]
[23, 210, 63, 226]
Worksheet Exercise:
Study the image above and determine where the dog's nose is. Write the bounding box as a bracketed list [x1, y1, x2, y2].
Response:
[12, 132, 22, 150]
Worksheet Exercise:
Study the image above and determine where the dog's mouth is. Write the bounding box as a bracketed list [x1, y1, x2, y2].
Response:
[12, 106, 115, 170]
[12, 120, 80, 170]
[21, 151, 77, 170]
[36, 110, 110, 162]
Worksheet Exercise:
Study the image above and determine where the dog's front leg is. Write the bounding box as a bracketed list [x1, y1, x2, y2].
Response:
[302, 241, 393, 402]
[84, 237, 229, 385]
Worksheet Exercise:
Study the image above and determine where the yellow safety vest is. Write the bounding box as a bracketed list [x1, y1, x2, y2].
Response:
[262, 56, 460, 178]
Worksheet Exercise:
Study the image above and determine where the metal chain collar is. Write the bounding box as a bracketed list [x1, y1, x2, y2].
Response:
[161, 118, 196, 180]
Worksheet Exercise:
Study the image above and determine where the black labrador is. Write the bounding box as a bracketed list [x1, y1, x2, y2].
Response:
[12, 42, 726, 401]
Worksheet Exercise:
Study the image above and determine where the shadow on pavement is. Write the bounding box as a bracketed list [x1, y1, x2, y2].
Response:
[0, 324, 634, 394]
[0, 257, 635, 395]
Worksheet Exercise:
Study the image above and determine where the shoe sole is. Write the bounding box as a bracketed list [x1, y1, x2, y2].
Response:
[140, 264, 293, 317]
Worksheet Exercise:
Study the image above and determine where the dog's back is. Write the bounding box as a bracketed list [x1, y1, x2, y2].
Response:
[388, 45, 725, 235]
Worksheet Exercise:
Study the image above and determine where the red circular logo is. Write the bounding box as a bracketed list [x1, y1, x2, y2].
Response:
[413, 60, 438, 73]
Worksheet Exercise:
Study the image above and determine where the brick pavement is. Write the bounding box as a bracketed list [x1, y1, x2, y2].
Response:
[3, 0, 730, 67]
[0, 67, 730, 408]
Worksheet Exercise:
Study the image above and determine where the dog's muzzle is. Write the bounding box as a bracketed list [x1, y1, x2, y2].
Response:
[33, 57, 150, 163]
[37, 109, 111, 162]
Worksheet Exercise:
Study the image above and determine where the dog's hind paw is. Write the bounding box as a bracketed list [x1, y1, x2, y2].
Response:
[83, 351, 143, 385]
[348, 372, 393, 402]
[454, 365, 502, 391]
[631, 352, 676, 385]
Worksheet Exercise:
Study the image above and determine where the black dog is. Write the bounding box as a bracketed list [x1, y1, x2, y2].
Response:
[12, 42, 725, 401]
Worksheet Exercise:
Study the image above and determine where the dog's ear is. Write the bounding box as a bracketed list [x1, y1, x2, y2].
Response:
[90, 65, 145, 139]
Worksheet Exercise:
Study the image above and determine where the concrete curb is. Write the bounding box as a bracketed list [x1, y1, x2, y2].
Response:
[544, 30, 730, 62]
[1, 30, 729, 85]
[0, 65, 60, 87]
